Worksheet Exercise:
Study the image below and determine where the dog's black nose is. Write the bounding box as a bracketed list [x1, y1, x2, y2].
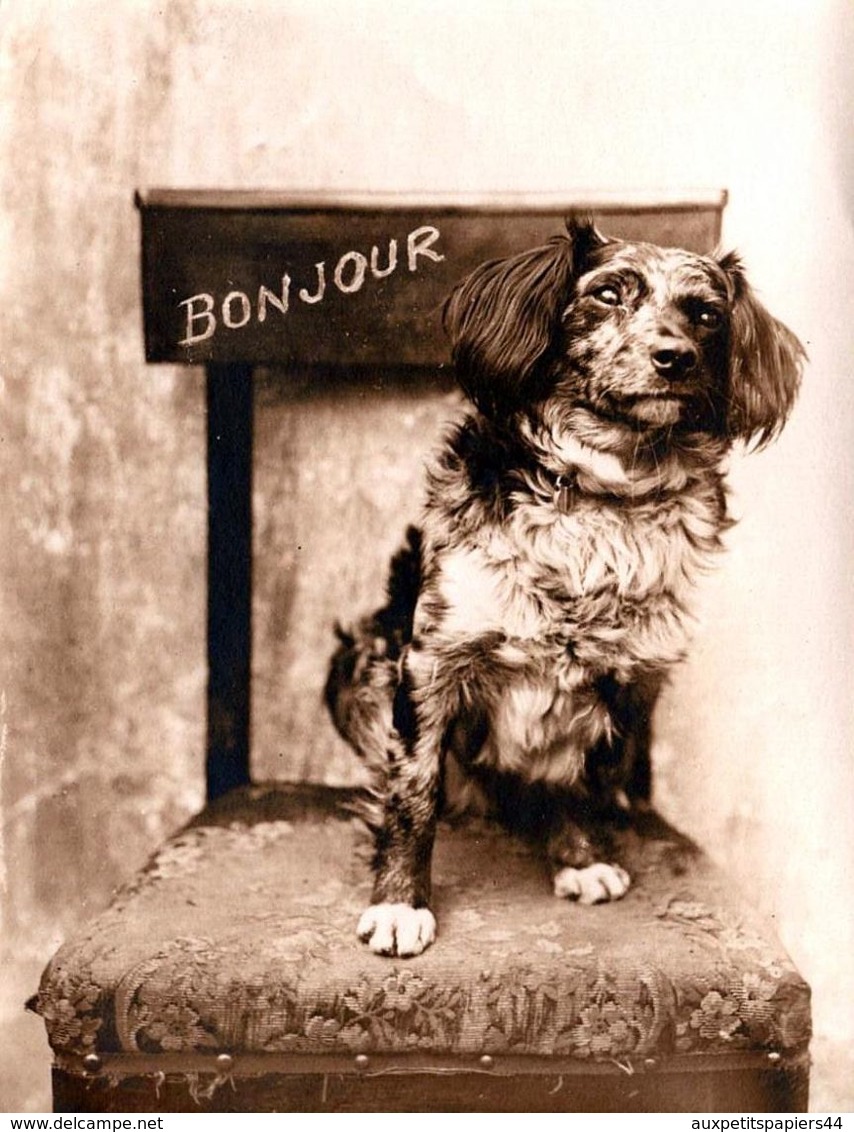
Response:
[651, 341, 698, 377]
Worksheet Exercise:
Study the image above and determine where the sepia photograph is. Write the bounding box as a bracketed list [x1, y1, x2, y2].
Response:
[0, 0, 852, 1116]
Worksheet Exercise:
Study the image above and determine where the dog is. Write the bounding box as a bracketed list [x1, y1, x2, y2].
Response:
[325, 216, 804, 958]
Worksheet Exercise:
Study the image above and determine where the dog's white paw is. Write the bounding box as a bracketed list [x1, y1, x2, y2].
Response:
[357, 903, 437, 957]
[553, 862, 631, 904]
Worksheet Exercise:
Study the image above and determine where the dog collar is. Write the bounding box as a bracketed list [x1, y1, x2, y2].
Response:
[548, 463, 670, 512]
[552, 434, 632, 486]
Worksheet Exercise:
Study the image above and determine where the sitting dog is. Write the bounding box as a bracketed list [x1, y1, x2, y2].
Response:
[325, 217, 804, 957]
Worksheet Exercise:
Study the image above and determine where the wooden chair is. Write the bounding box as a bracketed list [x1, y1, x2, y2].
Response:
[34, 191, 811, 1112]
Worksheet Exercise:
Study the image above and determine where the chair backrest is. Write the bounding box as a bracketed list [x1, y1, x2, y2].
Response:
[136, 190, 727, 796]
[137, 189, 726, 368]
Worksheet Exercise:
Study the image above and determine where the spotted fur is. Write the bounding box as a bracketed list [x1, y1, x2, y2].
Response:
[326, 217, 804, 956]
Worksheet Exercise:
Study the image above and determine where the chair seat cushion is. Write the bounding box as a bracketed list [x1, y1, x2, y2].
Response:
[36, 784, 810, 1063]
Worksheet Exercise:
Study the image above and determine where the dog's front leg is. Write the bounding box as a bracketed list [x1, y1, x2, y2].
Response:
[356, 645, 448, 957]
[356, 749, 440, 957]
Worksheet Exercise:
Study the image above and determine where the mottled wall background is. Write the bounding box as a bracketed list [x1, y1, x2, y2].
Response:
[1, 0, 852, 1111]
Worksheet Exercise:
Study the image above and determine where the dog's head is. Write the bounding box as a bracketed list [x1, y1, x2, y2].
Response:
[443, 217, 804, 450]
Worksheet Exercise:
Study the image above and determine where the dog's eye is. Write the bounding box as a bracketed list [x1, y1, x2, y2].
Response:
[696, 305, 723, 329]
[592, 285, 621, 306]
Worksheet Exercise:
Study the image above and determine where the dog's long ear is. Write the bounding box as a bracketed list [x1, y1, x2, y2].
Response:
[719, 251, 805, 449]
[443, 217, 607, 417]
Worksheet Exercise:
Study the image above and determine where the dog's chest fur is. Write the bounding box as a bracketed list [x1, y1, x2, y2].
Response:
[431, 490, 721, 672]
[418, 432, 728, 782]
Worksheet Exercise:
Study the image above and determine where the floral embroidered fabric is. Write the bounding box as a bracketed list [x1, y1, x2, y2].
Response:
[36, 785, 810, 1062]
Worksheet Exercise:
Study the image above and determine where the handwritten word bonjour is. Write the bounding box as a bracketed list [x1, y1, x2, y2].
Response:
[178, 224, 445, 347]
